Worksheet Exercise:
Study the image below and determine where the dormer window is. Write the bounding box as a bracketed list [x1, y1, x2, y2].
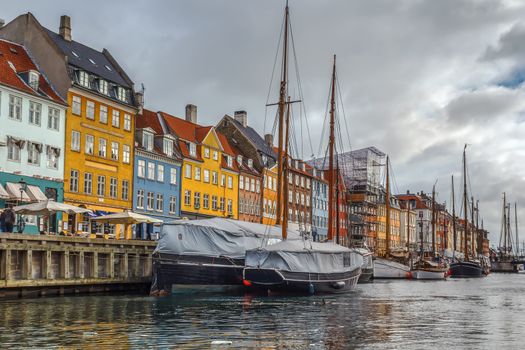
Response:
[262, 154, 268, 165]
[237, 155, 243, 165]
[98, 79, 108, 95]
[189, 142, 197, 157]
[117, 87, 128, 102]
[143, 131, 154, 152]
[248, 159, 253, 168]
[163, 138, 173, 156]
[79, 71, 90, 88]
[28, 70, 40, 90]
[302, 163, 306, 171]
[295, 160, 299, 169]
[226, 155, 233, 168]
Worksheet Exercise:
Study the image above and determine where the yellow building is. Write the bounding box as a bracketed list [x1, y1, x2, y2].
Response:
[160, 106, 238, 219]
[262, 164, 278, 225]
[376, 197, 402, 255]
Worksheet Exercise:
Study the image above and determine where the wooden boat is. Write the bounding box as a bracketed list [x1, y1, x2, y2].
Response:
[354, 247, 374, 283]
[412, 260, 448, 280]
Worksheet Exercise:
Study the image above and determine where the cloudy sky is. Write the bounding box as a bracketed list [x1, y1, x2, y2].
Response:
[3, 0, 525, 244]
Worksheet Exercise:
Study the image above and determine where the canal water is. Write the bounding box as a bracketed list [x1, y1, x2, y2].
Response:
[1, 274, 524, 349]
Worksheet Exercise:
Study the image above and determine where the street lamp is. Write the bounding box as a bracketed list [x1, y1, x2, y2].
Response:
[17, 179, 27, 233]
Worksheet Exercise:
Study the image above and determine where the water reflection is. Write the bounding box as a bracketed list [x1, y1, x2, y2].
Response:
[0, 274, 524, 349]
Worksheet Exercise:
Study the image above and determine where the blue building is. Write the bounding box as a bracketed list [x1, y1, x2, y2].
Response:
[311, 168, 328, 241]
[133, 109, 182, 239]
[0, 39, 67, 234]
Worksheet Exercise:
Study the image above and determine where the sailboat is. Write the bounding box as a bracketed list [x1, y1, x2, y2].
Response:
[411, 183, 449, 280]
[243, 11, 362, 294]
[449, 145, 484, 278]
[373, 156, 412, 279]
[491, 195, 518, 272]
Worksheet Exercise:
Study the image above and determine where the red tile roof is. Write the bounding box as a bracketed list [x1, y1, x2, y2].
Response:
[136, 109, 163, 134]
[160, 111, 199, 142]
[0, 39, 65, 106]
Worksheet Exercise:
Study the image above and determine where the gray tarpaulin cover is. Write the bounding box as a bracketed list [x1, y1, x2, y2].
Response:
[155, 218, 302, 259]
[245, 240, 363, 274]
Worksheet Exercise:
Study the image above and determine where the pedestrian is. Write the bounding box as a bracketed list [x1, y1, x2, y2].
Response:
[0, 209, 6, 232]
[4, 206, 16, 233]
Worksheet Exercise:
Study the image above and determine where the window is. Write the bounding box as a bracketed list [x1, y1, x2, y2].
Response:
[256, 180, 260, 193]
[100, 105, 108, 123]
[29, 101, 42, 125]
[228, 176, 233, 189]
[99, 79, 108, 95]
[71, 130, 80, 151]
[221, 174, 225, 187]
[237, 155, 243, 165]
[28, 71, 39, 90]
[306, 196, 310, 207]
[169, 196, 177, 214]
[250, 179, 255, 192]
[239, 176, 244, 190]
[212, 171, 218, 185]
[27, 142, 41, 165]
[110, 177, 118, 198]
[86, 101, 95, 120]
[163, 138, 173, 156]
[79, 71, 90, 87]
[227, 199, 233, 215]
[147, 162, 155, 180]
[288, 191, 293, 203]
[203, 194, 209, 209]
[194, 192, 201, 208]
[111, 142, 119, 160]
[203, 169, 210, 183]
[184, 190, 191, 206]
[220, 197, 225, 212]
[112, 110, 120, 127]
[72, 95, 81, 115]
[212, 196, 218, 210]
[138, 160, 146, 178]
[46, 147, 59, 169]
[189, 143, 196, 157]
[97, 175, 105, 196]
[170, 168, 177, 185]
[9, 95, 22, 120]
[203, 147, 210, 158]
[143, 132, 153, 151]
[157, 164, 164, 182]
[123, 144, 130, 163]
[213, 151, 218, 160]
[194, 167, 201, 181]
[117, 87, 127, 102]
[156, 194, 163, 212]
[248, 159, 253, 168]
[122, 180, 129, 200]
[301, 177, 305, 188]
[70, 170, 79, 192]
[98, 138, 107, 157]
[226, 156, 233, 168]
[84, 173, 92, 194]
[147, 192, 154, 210]
[185, 164, 192, 178]
[301, 194, 305, 205]
[48, 107, 60, 130]
[123, 114, 131, 131]
[85, 135, 94, 155]
[137, 190, 145, 208]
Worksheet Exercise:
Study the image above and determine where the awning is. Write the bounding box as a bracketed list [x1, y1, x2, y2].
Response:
[0, 184, 9, 199]
[25, 185, 48, 202]
[5, 182, 31, 201]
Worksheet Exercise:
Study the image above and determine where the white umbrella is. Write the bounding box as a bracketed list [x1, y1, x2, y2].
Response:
[13, 200, 92, 215]
[90, 211, 163, 240]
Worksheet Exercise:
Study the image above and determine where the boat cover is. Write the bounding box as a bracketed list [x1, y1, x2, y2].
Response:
[245, 239, 363, 274]
[155, 218, 301, 259]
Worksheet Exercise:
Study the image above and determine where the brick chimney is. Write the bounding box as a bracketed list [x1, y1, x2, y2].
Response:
[265, 133, 273, 147]
[135, 91, 144, 115]
[185, 104, 197, 124]
[59, 15, 72, 42]
[234, 110, 247, 127]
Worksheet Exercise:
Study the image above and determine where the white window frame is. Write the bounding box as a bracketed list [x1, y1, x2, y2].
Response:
[71, 130, 81, 152]
[157, 164, 164, 182]
[85, 134, 94, 155]
[111, 142, 119, 160]
[147, 162, 155, 180]
[170, 168, 177, 185]
[70, 169, 79, 192]
[84, 173, 92, 194]
[100, 105, 108, 123]
[122, 144, 130, 164]
[98, 138, 107, 157]
[48, 107, 60, 130]
[138, 160, 146, 178]
[29, 101, 42, 125]
[112, 110, 120, 128]
[9, 95, 22, 120]
[123, 113, 131, 131]
[137, 190, 145, 209]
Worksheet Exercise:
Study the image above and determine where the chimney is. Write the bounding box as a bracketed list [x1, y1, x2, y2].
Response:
[0, 19, 5, 28]
[185, 104, 197, 123]
[406, 190, 409, 194]
[234, 110, 248, 127]
[265, 133, 273, 147]
[59, 15, 72, 42]
[135, 91, 144, 115]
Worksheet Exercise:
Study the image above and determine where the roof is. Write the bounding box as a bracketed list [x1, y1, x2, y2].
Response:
[227, 115, 276, 159]
[44, 28, 130, 88]
[136, 109, 163, 134]
[0, 39, 66, 106]
[160, 112, 200, 142]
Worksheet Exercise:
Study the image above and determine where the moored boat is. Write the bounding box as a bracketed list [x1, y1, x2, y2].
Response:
[354, 247, 374, 283]
[373, 257, 412, 279]
[449, 260, 483, 278]
[412, 260, 448, 280]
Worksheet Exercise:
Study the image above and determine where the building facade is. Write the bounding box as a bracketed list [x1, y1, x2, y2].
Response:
[311, 168, 328, 241]
[133, 109, 182, 238]
[235, 151, 262, 223]
[0, 39, 67, 234]
[262, 164, 278, 226]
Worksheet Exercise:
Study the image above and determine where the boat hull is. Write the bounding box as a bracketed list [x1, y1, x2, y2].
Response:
[449, 261, 484, 278]
[491, 261, 515, 273]
[243, 266, 362, 295]
[373, 258, 412, 279]
[412, 268, 448, 280]
[358, 267, 374, 283]
[151, 253, 244, 293]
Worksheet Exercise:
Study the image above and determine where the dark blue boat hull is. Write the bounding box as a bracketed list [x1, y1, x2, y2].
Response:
[449, 261, 483, 278]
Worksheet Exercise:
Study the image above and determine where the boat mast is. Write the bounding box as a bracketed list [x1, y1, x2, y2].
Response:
[276, 2, 289, 226]
[476, 200, 480, 255]
[516, 202, 519, 257]
[431, 183, 436, 257]
[463, 145, 468, 260]
[327, 55, 337, 242]
[471, 196, 475, 257]
[386, 156, 391, 257]
[452, 175, 457, 254]
[406, 199, 410, 253]
[281, 96, 291, 239]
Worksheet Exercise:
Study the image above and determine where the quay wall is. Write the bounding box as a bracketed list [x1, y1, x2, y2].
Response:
[0, 233, 157, 299]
